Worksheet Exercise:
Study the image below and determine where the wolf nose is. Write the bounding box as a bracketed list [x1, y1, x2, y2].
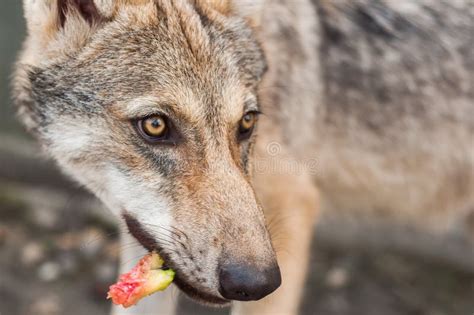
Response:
[218, 263, 281, 301]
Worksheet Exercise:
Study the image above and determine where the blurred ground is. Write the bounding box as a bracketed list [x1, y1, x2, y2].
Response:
[0, 1, 473, 315]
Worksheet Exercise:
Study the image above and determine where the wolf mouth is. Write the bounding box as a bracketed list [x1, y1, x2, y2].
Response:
[173, 274, 230, 306]
[123, 213, 229, 306]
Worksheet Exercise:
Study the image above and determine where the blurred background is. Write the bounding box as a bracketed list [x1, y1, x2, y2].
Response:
[0, 1, 473, 315]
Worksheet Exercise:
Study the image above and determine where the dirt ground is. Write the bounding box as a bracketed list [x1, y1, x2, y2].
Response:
[0, 180, 473, 315]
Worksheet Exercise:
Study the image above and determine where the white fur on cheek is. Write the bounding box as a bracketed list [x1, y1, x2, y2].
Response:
[45, 121, 112, 196]
[47, 121, 97, 154]
[102, 166, 173, 241]
[46, 121, 173, 246]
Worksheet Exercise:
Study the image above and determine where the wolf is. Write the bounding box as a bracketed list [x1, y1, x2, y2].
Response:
[13, 0, 473, 314]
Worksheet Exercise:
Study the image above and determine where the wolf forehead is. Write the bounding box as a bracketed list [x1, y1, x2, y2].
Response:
[25, 1, 267, 121]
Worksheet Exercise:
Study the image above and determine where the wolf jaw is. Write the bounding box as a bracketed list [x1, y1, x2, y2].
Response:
[123, 213, 230, 306]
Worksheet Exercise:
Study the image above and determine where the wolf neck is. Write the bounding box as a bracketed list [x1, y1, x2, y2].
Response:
[257, 0, 323, 158]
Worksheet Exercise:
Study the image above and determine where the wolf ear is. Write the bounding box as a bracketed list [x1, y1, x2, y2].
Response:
[21, 0, 115, 62]
[230, 0, 264, 25]
[197, 0, 264, 26]
[23, 0, 107, 31]
[57, 0, 105, 27]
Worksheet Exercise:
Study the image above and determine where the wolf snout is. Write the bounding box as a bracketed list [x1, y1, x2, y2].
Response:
[218, 262, 282, 301]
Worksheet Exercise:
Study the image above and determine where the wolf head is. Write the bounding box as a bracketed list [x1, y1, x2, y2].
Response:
[14, 0, 280, 305]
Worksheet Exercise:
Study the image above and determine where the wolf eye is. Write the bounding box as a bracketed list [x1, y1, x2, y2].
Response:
[136, 115, 169, 142]
[238, 112, 258, 141]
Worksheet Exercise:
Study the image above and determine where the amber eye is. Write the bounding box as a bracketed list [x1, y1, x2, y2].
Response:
[142, 115, 166, 136]
[137, 115, 169, 141]
[238, 112, 258, 140]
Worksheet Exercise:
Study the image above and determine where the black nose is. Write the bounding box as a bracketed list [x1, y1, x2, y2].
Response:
[218, 263, 282, 301]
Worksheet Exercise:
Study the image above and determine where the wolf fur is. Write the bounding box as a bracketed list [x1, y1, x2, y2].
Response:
[13, 0, 473, 314]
